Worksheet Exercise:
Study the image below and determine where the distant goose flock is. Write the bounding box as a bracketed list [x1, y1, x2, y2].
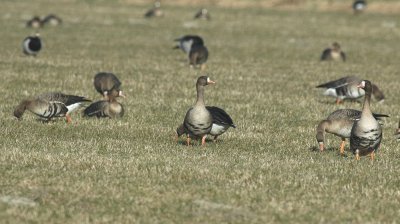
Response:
[16, 2, 398, 160]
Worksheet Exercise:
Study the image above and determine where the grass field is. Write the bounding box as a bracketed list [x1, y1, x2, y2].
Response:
[1, 0, 400, 223]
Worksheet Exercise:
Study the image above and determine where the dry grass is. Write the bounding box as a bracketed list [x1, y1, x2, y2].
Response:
[1, 0, 400, 223]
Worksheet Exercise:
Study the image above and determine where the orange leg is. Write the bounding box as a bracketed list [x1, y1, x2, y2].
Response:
[336, 98, 342, 104]
[186, 135, 191, 146]
[370, 150, 375, 161]
[66, 114, 72, 123]
[201, 135, 207, 146]
[339, 140, 345, 155]
[355, 150, 360, 161]
[319, 143, 324, 152]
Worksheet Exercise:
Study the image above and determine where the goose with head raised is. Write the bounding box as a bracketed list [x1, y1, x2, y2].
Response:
[320, 42, 346, 62]
[316, 109, 388, 154]
[316, 76, 385, 104]
[350, 80, 382, 160]
[182, 76, 215, 146]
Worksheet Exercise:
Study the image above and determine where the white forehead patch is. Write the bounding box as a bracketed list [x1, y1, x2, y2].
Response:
[207, 77, 210, 83]
[361, 81, 366, 87]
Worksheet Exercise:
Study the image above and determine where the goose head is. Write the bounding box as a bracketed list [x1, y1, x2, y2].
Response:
[197, 76, 215, 86]
[332, 42, 341, 51]
[357, 80, 372, 93]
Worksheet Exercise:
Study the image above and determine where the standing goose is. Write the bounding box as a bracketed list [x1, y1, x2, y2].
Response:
[320, 42, 346, 62]
[316, 76, 385, 104]
[22, 33, 42, 56]
[182, 76, 215, 146]
[176, 106, 236, 142]
[353, 0, 367, 14]
[144, 1, 163, 18]
[189, 43, 209, 71]
[194, 8, 211, 20]
[14, 92, 90, 123]
[173, 35, 204, 54]
[350, 80, 382, 160]
[94, 72, 124, 100]
[316, 109, 388, 154]
[83, 96, 124, 119]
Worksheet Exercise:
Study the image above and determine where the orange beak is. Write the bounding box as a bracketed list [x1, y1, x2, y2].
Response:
[119, 91, 126, 98]
[319, 143, 324, 152]
[208, 80, 216, 84]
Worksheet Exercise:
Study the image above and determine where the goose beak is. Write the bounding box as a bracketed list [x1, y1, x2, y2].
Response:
[319, 142, 324, 152]
[207, 80, 216, 84]
[119, 91, 125, 98]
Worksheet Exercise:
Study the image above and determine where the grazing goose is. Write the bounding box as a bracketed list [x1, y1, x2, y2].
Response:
[173, 35, 204, 54]
[316, 109, 388, 154]
[94, 72, 124, 100]
[26, 16, 42, 28]
[176, 106, 236, 142]
[194, 8, 211, 20]
[144, 1, 163, 18]
[14, 92, 90, 123]
[316, 76, 385, 104]
[350, 80, 382, 160]
[83, 96, 124, 119]
[182, 76, 215, 146]
[353, 0, 367, 14]
[189, 43, 209, 71]
[320, 42, 346, 62]
[22, 33, 42, 56]
[42, 14, 62, 26]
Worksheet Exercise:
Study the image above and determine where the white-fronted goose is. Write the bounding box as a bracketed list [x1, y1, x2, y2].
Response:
[194, 8, 211, 20]
[14, 92, 90, 123]
[83, 96, 124, 119]
[316, 76, 385, 104]
[182, 76, 215, 146]
[173, 35, 204, 54]
[189, 43, 209, 71]
[144, 1, 163, 18]
[42, 14, 62, 26]
[320, 42, 346, 62]
[22, 33, 42, 56]
[26, 16, 42, 28]
[94, 72, 124, 100]
[350, 80, 382, 160]
[177, 106, 236, 142]
[353, 0, 367, 14]
[316, 109, 388, 154]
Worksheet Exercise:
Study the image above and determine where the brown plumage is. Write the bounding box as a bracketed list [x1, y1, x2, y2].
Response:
[189, 44, 209, 71]
[94, 72, 124, 100]
[83, 96, 124, 119]
[320, 42, 346, 62]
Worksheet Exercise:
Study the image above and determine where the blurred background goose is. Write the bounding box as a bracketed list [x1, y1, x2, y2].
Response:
[350, 80, 382, 160]
[42, 14, 62, 26]
[173, 35, 204, 54]
[26, 16, 42, 28]
[14, 92, 90, 123]
[84, 97, 124, 119]
[194, 8, 211, 20]
[144, 1, 163, 18]
[94, 72, 124, 100]
[320, 42, 346, 62]
[353, 0, 367, 14]
[22, 33, 42, 56]
[316, 109, 388, 154]
[176, 106, 235, 142]
[189, 43, 208, 70]
[182, 76, 215, 146]
[316, 76, 385, 104]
